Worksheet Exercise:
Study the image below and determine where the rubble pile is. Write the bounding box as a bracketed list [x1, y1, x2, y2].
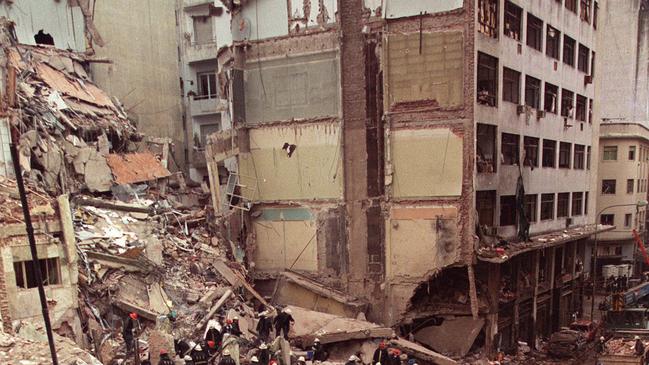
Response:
[0, 176, 55, 223]
[603, 338, 648, 355]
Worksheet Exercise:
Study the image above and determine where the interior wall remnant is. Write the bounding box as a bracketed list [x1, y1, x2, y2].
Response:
[365, 38, 385, 198]
[232, 0, 290, 41]
[384, 31, 464, 110]
[316, 208, 348, 276]
[238, 122, 343, 201]
[389, 128, 463, 198]
[383, 0, 464, 19]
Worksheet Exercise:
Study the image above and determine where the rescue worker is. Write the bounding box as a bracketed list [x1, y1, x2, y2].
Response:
[273, 308, 295, 340]
[232, 316, 243, 337]
[373, 342, 389, 365]
[387, 349, 400, 365]
[192, 344, 209, 365]
[251, 356, 260, 365]
[204, 319, 223, 350]
[311, 338, 328, 361]
[345, 355, 361, 365]
[206, 340, 218, 357]
[596, 336, 606, 353]
[224, 319, 237, 336]
[158, 349, 175, 365]
[297, 356, 307, 365]
[219, 349, 237, 365]
[123, 312, 141, 354]
[259, 343, 270, 365]
[256, 311, 273, 342]
[635, 336, 645, 356]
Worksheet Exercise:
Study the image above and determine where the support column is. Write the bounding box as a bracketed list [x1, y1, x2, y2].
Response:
[531, 250, 540, 348]
[485, 263, 501, 357]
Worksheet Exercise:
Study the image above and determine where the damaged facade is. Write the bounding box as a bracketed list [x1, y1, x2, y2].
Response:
[202, 0, 609, 358]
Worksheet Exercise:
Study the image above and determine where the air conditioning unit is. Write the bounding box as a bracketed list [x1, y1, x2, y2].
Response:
[584, 74, 593, 85]
[537, 110, 546, 119]
[517, 104, 526, 115]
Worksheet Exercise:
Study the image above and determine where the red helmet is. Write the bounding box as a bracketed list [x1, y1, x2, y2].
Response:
[226, 319, 233, 324]
[379, 342, 386, 349]
[208, 340, 216, 348]
[129, 313, 138, 320]
[160, 349, 168, 355]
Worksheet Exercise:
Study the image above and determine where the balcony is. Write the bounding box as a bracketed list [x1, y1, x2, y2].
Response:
[189, 95, 227, 117]
[186, 41, 218, 64]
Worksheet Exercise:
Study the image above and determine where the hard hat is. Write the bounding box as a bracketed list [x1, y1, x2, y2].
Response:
[298, 356, 306, 362]
[283, 308, 292, 314]
[379, 342, 386, 349]
[259, 311, 267, 317]
[224, 349, 231, 356]
[600, 336, 605, 341]
[376, 363, 381, 365]
[234, 316, 239, 320]
[189, 341, 196, 348]
[635, 336, 641, 340]
[252, 356, 259, 363]
[349, 355, 360, 362]
[227, 319, 233, 324]
[314, 338, 320, 342]
[129, 312, 138, 320]
[160, 349, 168, 355]
[184, 355, 193, 361]
[208, 340, 216, 348]
[195, 344, 203, 351]
[260, 343, 268, 349]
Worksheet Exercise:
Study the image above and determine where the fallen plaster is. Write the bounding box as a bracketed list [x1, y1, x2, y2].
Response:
[414, 316, 484, 357]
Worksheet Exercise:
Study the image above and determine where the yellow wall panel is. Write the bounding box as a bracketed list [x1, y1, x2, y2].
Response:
[390, 128, 463, 198]
[253, 220, 318, 272]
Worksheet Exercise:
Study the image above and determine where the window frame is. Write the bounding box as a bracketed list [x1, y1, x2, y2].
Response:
[559, 142, 572, 169]
[600, 214, 614, 225]
[557, 192, 570, 218]
[576, 94, 587, 122]
[478, 0, 499, 38]
[601, 179, 616, 195]
[546, 25, 561, 60]
[541, 193, 555, 221]
[544, 82, 559, 114]
[504, 1, 523, 41]
[500, 195, 517, 226]
[629, 146, 637, 161]
[525, 75, 541, 109]
[603, 146, 618, 161]
[525, 194, 538, 222]
[501, 133, 520, 166]
[524, 136, 540, 168]
[578, 44, 590, 73]
[503, 67, 521, 104]
[477, 52, 499, 107]
[571, 192, 583, 216]
[526, 13, 543, 51]
[563, 35, 576, 67]
[627, 179, 635, 194]
[196, 71, 218, 99]
[574, 144, 585, 169]
[561, 89, 575, 118]
[542, 139, 557, 168]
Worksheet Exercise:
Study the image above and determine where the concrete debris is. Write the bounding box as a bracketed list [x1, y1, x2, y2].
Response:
[414, 316, 484, 357]
[106, 152, 171, 185]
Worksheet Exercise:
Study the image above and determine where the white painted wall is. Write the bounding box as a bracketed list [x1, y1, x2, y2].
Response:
[383, 0, 463, 19]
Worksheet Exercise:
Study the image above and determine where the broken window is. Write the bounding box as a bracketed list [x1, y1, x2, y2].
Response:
[601, 179, 616, 194]
[557, 193, 570, 218]
[504, 1, 522, 40]
[603, 146, 617, 161]
[193, 15, 214, 45]
[580, 0, 592, 22]
[566, 0, 577, 13]
[503, 68, 521, 104]
[525, 194, 538, 222]
[478, 52, 498, 106]
[527, 14, 543, 51]
[524, 136, 539, 168]
[593, 1, 599, 29]
[525, 75, 541, 109]
[196, 72, 217, 99]
[541, 193, 555, 220]
[561, 89, 574, 118]
[478, 0, 499, 38]
[559, 142, 571, 169]
[14, 258, 61, 289]
[572, 192, 583, 216]
[544, 82, 558, 114]
[574, 144, 585, 169]
[500, 195, 517, 226]
[587, 146, 591, 169]
[575, 95, 587, 122]
[600, 214, 614, 225]
[477, 124, 497, 173]
[477, 190, 497, 227]
[627, 179, 635, 194]
[563, 35, 576, 67]
[585, 191, 589, 212]
[629, 146, 637, 160]
[34, 30, 54, 46]
[578, 44, 590, 73]
[542, 139, 556, 168]
[546, 25, 560, 60]
[501, 133, 520, 165]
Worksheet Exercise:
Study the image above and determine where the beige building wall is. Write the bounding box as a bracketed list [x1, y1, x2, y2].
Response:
[90, 0, 185, 169]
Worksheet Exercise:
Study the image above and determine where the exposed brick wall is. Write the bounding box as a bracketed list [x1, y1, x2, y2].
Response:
[0, 250, 13, 333]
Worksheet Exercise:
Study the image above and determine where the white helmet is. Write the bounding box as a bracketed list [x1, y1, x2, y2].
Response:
[298, 356, 306, 362]
[635, 336, 641, 340]
[195, 344, 203, 351]
[349, 355, 360, 362]
[260, 343, 268, 349]
[283, 308, 292, 314]
[314, 338, 320, 343]
[251, 356, 259, 363]
[184, 355, 193, 361]
[600, 336, 605, 341]
[224, 349, 231, 356]
[234, 316, 239, 320]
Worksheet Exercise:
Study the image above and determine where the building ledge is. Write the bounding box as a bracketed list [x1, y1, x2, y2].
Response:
[477, 224, 615, 263]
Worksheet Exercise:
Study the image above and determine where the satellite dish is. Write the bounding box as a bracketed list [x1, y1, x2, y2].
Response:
[239, 17, 251, 40]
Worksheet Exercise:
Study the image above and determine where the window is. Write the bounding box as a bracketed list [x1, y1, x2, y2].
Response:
[478, 52, 498, 106]
[561, 89, 574, 118]
[585, 191, 589, 213]
[543, 139, 556, 168]
[559, 142, 571, 168]
[572, 192, 583, 216]
[593, 1, 599, 29]
[603, 146, 618, 161]
[563, 35, 576, 66]
[524, 136, 539, 167]
[589, 99, 593, 123]
[477, 190, 497, 227]
[566, 0, 577, 13]
[629, 146, 636, 160]
[193, 16, 214, 45]
[14, 258, 61, 289]
[504, 1, 522, 40]
[574, 145, 585, 169]
[477, 124, 497, 173]
[591, 51, 596, 77]
[196, 72, 217, 99]
[541, 193, 555, 220]
[500, 195, 517, 226]
[578, 44, 590, 73]
[587, 146, 591, 169]
[478, 0, 499, 38]
[503, 68, 521, 104]
[640, 179, 643, 193]
[600, 214, 614, 225]
[199, 123, 220, 147]
[546, 25, 560, 59]
[601, 179, 616, 194]
[627, 179, 635, 194]
[625, 213, 632, 228]
[525, 194, 538, 222]
[580, 0, 592, 23]
[576, 95, 587, 122]
[557, 193, 570, 218]
[527, 14, 543, 51]
[501, 133, 520, 165]
[544, 83, 558, 114]
[525, 75, 541, 109]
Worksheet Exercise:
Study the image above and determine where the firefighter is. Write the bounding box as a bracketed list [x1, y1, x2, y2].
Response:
[373, 342, 389, 365]
[123, 312, 141, 354]
[219, 349, 237, 365]
[273, 308, 294, 340]
[158, 349, 175, 365]
[256, 311, 273, 342]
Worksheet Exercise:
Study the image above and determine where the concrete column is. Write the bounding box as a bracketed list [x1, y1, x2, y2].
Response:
[531, 250, 540, 348]
[485, 263, 501, 356]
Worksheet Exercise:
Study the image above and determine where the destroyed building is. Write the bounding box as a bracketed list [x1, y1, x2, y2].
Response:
[198, 0, 614, 357]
